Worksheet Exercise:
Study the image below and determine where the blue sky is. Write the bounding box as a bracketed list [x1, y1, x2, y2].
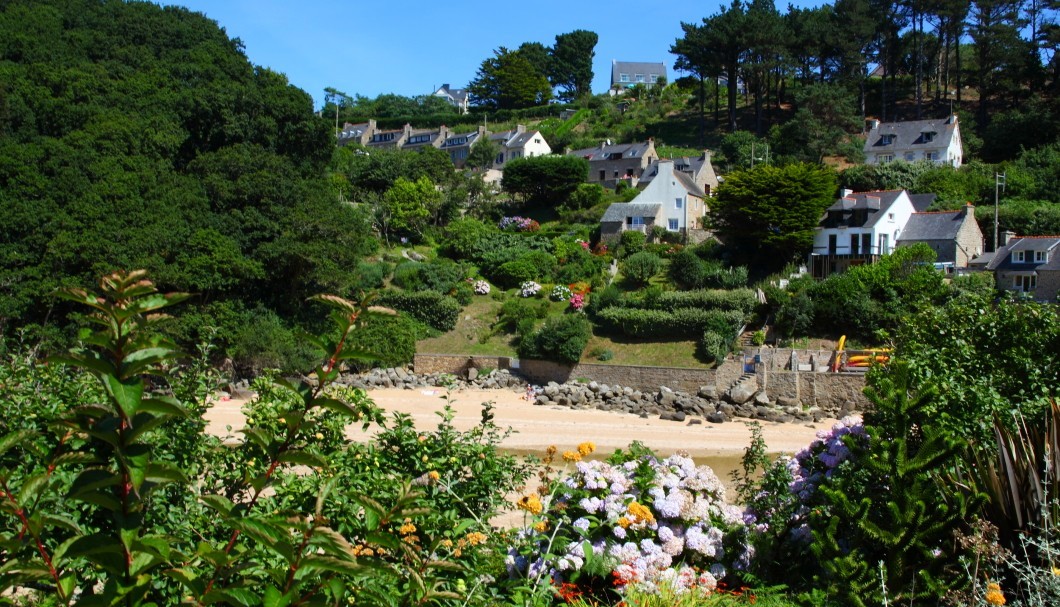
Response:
[163, 1, 822, 110]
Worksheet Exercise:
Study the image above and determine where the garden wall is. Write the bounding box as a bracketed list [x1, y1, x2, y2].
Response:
[414, 351, 871, 413]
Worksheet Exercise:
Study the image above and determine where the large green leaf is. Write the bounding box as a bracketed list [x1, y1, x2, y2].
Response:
[101, 374, 144, 419]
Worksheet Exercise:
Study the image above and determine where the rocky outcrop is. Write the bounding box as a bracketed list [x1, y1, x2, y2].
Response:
[331, 367, 830, 425]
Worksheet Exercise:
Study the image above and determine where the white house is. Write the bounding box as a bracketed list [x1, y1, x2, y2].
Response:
[863, 114, 963, 168]
[600, 160, 707, 241]
[489, 125, 552, 168]
[433, 83, 469, 114]
[810, 190, 917, 278]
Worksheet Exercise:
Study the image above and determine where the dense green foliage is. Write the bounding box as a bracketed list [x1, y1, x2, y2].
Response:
[0, 0, 377, 357]
[620, 251, 663, 286]
[518, 314, 592, 364]
[468, 47, 552, 110]
[374, 290, 463, 333]
[710, 163, 837, 273]
[501, 155, 590, 207]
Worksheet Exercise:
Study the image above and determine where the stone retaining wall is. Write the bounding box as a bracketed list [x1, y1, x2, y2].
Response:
[413, 354, 512, 375]
[517, 360, 715, 393]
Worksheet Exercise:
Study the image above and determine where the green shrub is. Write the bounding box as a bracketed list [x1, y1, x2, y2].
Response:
[586, 283, 622, 317]
[622, 251, 663, 286]
[230, 307, 321, 376]
[497, 298, 549, 332]
[351, 260, 391, 294]
[619, 230, 646, 257]
[518, 314, 592, 364]
[442, 217, 497, 259]
[699, 331, 728, 364]
[752, 330, 767, 346]
[667, 249, 748, 289]
[493, 250, 557, 288]
[614, 288, 759, 314]
[566, 182, 605, 210]
[375, 290, 462, 332]
[391, 259, 469, 293]
[344, 313, 419, 370]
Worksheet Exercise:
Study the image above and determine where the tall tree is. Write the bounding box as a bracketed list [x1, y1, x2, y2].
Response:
[672, 20, 723, 138]
[468, 47, 552, 110]
[549, 29, 598, 101]
[744, 0, 786, 135]
[710, 162, 838, 270]
[701, 1, 750, 132]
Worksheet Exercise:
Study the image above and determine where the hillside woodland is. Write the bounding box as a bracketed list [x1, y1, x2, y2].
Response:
[1, 2, 1060, 606]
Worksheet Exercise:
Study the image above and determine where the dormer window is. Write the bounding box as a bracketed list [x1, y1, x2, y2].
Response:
[635, 73, 645, 82]
[922, 131, 937, 143]
[408, 134, 431, 144]
[1036, 250, 1048, 262]
[880, 134, 895, 145]
[1013, 250, 1027, 263]
[620, 73, 630, 83]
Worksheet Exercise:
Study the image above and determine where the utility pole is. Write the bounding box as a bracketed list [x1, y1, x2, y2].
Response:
[994, 172, 1006, 251]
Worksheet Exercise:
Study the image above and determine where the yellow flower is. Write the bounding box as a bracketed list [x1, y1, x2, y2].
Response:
[465, 531, 487, 546]
[562, 450, 582, 462]
[616, 516, 632, 529]
[314, 432, 324, 440]
[627, 501, 656, 525]
[1053, 566, 1060, 576]
[516, 494, 543, 515]
[398, 519, 417, 535]
[985, 582, 1006, 606]
[534, 520, 549, 532]
[428, 470, 440, 481]
[577, 441, 596, 456]
[440, 539, 454, 549]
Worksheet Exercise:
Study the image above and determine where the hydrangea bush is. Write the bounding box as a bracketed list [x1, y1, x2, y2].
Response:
[508, 444, 749, 600]
[551, 285, 573, 302]
[520, 281, 541, 298]
[499, 216, 540, 232]
[473, 279, 491, 295]
[569, 293, 586, 312]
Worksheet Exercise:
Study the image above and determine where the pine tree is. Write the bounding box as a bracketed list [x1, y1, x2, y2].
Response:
[810, 362, 981, 606]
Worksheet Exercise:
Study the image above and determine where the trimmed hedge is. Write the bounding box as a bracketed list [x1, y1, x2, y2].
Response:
[375, 290, 462, 332]
[612, 289, 758, 315]
[596, 307, 746, 339]
[518, 314, 592, 364]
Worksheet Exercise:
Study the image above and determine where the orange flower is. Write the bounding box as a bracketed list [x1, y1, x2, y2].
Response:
[577, 442, 596, 456]
[517, 494, 543, 515]
[627, 501, 656, 524]
[562, 450, 582, 462]
[534, 520, 549, 532]
[985, 582, 1006, 606]
[427, 470, 440, 481]
[465, 531, 487, 546]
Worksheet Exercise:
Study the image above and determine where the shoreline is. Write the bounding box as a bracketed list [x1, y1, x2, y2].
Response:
[205, 386, 831, 458]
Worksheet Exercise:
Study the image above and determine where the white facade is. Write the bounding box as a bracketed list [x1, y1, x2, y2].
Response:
[812, 191, 916, 258]
[863, 115, 963, 168]
[629, 160, 706, 232]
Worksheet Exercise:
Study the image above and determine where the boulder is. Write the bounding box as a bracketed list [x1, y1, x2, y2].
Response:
[467, 367, 479, 381]
[697, 385, 718, 400]
[777, 396, 800, 408]
[729, 384, 756, 405]
[707, 411, 728, 424]
[754, 391, 771, 405]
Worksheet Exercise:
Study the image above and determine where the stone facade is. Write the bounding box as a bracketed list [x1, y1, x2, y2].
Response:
[413, 354, 512, 375]
[518, 360, 714, 393]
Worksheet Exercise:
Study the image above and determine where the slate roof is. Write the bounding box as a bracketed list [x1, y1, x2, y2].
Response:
[820, 190, 906, 229]
[986, 236, 1060, 271]
[439, 131, 481, 149]
[611, 61, 667, 84]
[908, 193, 937, 212]
[568, 141, 653, 161]
[863, 115, 959, 155]
[640, 154, 715, 190]
[673, 171, 707, 198]
[601, 203, 661, 223]
[898, 210, 966, 242]
[435, 84, 468, 105]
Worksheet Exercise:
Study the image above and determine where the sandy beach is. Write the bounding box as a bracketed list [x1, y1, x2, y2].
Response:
[205, 385, 831, 458]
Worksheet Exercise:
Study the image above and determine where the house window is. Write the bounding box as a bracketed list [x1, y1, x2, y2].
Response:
[599, 170, 606, 181]
[904, 152, 915, 161]
[650, 74, 659, 83]
[926, 151, 939, 161]
[635, 73, 645, 82]
[495, 153, 504, 164]
[668, 218, 679, 231]
[879, 233, 889, 254]
[620, 73, 630, 83]
[880, 134, 895, 145]
[850, 234, 860, 255]
[828, 234, 837, 254]
[1014, 274, 1037, 292]
[922, 131, 937, 143]
[1013, 251, 1027, 263]
[1035, 250, 1047, 262]
[888, 213, 895, 220]
[861, 233, 871, 254]
[408, 134, 431, 144]
[371, 132, 395, 142]
[629, 216, 645, 231]
[879, 154, 894, 163]
[675, 197, 683, 209]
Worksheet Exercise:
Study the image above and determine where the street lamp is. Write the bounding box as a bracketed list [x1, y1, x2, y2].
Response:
[994, 172, 1006, 251]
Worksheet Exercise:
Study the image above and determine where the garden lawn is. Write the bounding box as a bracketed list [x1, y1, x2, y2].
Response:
[416, 297, 517, 356]
[584, 333, 711, 368]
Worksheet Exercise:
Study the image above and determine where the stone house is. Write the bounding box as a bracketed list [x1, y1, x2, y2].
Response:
[896, 203, 984, 269]
[639, 151, 719, 197]
[863, 114, 963, 168]
[985, 233, 1060, 302]
[566, 139, 657, 189]
[599, 160, 706, 242]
